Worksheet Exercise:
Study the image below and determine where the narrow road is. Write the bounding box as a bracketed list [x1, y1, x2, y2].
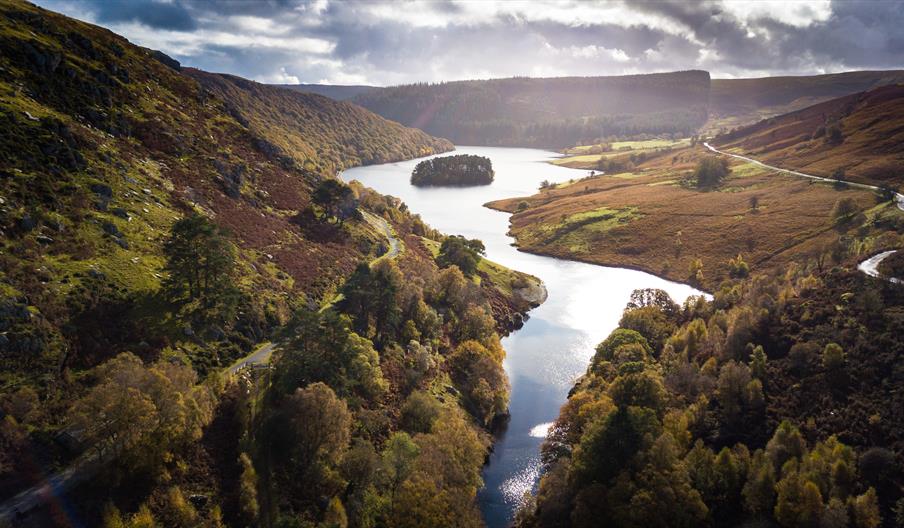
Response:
[858, 250, 902, 284]
[227, 341, 277, 374]
[361, 210, 402, 260]
[703, 142, 904, 212]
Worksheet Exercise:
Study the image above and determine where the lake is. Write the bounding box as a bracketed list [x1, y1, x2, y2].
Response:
[343, 146, 704, 527]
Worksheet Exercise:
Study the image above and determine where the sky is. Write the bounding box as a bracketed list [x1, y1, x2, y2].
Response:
[34, 0, 904, 87]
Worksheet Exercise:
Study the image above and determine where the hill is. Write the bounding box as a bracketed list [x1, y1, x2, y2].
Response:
[187, 71, 452, 171]
[276, 82, 378, 101]
[352, 71, 711, 148]
[0, 1, 528, 526]
[709, 70, 904, 131]
[712, 84, 904, 188]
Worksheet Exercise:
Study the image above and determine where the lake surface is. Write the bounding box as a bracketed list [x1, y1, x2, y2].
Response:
[343, 146, 704, 528]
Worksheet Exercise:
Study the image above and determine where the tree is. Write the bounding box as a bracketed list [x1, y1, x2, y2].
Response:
[338, 260, 403, 344]
[68, 352, 214, 470]
[274, 310, 386, 398]
[728, 254, 749, 278]
[400, 391, 441, 434]
[821, 343, 845, 371]
[826, 125, 844, 145]
[284, 382, 352, 475]
[831, 197, 858, 225]
[382, 432, 420, 503]
[238, 452, 259, 525]
[766, 421, 806, 472]
[849, 488, 881, 528]
[436, 235, 485, 276]
[694, 157, 730, 188]
[620, 306, 677, 356]
[163, 215, 237, 307]
[749, 195, 760, 212]
[572, 406, 660, 486]
[312, 179, 356, 223]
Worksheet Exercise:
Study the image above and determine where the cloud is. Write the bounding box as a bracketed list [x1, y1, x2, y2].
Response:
[33, 0, 904, 86]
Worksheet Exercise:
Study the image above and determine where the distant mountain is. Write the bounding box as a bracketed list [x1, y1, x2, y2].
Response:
[713, 83, 904, 188]
[710, 70, 904, 129]
[350, 71, 712, 148]
[275, 82, 378, 101]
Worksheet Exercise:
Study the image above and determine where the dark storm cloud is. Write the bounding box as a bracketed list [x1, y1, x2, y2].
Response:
[33, 0, 904, 85]
[75, 0, 197, 31]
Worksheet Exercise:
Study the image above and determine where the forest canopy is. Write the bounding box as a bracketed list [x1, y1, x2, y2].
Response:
[411, 154, 495, 187]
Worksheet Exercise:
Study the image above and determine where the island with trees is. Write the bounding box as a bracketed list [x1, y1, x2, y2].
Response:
[410, 154, 495, 187]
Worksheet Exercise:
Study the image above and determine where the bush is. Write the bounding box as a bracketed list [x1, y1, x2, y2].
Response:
[831, 197, 858, 224]
[821, 343, 845, 371]
[694, 157, 731, 188]
[825, 124, 844, 145]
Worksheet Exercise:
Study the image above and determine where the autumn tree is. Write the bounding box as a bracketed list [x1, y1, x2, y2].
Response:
[68, 352, 214, 472]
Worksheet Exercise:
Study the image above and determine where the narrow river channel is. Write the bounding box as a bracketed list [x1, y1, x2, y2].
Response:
[343, 146, 705, 527]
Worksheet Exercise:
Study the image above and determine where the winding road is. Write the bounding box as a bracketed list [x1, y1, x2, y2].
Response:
[361, 210, 402, 261]
[858, 250, 902, 284]
[703, 142, 904, 212]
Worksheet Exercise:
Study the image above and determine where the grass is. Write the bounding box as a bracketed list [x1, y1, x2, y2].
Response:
[487, 144, 899, 290]
[554, 138, 690, 169]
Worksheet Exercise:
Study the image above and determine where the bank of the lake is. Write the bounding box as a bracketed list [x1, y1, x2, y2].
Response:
[343, 146, 705, 528]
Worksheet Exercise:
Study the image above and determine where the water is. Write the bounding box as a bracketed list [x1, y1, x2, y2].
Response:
[343, 146, 704, 527]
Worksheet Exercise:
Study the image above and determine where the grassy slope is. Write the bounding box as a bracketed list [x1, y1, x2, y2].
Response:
[489, 145, 900, 291]
[707, 70, 904, 132]
[552, 138, 690, 170]
[713, 84, 904, 188]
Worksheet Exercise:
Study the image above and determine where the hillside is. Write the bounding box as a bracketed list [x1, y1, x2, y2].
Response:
[708, 70, 904, 131]
[192, 72, 451, 171]
[488, 142, 901, 291]
[276, 82, 378, 101]
[0, 1, 528, 526]
[352, 71, 711, 148]
[712, 84, 904, 188]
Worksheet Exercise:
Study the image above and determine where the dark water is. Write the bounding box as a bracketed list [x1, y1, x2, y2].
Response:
[343, 146, 704, 527]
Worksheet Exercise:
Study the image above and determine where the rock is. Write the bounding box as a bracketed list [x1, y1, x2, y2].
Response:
[19, 214, 36, 232]
[206, 325, 226, 341]
[111, 207, 130, 220]
[150, 49, 181, 71]
[101, 221, 122, 237]
[88, 268, 106, 280]
[90, 183, 113, 198]
[114, 237, 129, 249]
[94, 198, 109, 212]
[35, 235, 54, 245]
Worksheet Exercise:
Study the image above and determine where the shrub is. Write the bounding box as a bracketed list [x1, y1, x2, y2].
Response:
[821, 343, 845, 371]
[694, 157, 731, 188]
